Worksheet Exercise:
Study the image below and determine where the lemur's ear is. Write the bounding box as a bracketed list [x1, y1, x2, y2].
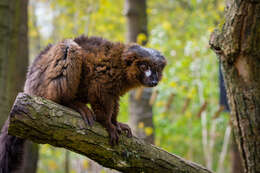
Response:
[123, 52, 137, 66]
[123, 44, 147, 66]
[122, 45, 137, 66]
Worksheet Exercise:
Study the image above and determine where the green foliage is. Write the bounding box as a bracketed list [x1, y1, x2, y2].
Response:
[49, 0, 125, 42]
[38, 145, 66, 173]
[147, 0, 228, 170]
[28, 0, 230, 172]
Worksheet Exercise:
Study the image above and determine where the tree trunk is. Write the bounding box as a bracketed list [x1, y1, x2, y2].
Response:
[0, 0, 38, 173]
[231, 133, 244, 173]
[8, 93, 213, 173]
[209, 1, 260, 172]
[220, 63, 244, 172]
[125, 0, 155, 144]
[0, 0, 28, 127]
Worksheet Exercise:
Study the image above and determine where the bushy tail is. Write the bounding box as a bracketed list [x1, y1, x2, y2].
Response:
[0, 118, 25, 173]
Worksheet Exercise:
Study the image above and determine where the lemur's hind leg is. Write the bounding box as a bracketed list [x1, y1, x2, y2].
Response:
[43, 40, 83, 102]
[29, 40, 96, 126]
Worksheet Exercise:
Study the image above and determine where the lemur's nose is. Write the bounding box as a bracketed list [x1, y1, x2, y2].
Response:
[151, 81, 158, 86]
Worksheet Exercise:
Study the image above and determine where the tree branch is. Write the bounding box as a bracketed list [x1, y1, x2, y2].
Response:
[8, 93, 212, 173]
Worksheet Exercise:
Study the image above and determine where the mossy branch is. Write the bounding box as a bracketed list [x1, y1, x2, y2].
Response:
[8, 93, 212, 173]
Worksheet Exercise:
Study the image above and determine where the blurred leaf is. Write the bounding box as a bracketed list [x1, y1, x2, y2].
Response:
[144, 127, 153, 136]
[137, 33, 147, 45]
[138, 122, 144, 129]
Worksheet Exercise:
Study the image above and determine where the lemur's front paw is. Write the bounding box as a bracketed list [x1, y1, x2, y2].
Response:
[116, 122, 132, 138]
[80, 107, 95, 126]
[68, 102, 96, 127]
[107, 124, 119, 146]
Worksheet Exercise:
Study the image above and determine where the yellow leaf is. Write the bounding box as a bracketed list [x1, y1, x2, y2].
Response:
[162, 21, 171, 31]
[160, 113, 166, 118]
[100, 170, 106, 173]
[208, 26, 215, 33]
[156, 101, 165, 107]
[218, 3, 225, 12]
[170, 81, 177, 88]
[82, 160, 89, 169]
[144, 127, 153, 136]
[138, 122, 144, 129]
[48, 160, 58, 171]
[107, 24, 114, 30]
[185, 111, 192, 118]
[137, 33, 147, 45]
[187, 87, 196, 98]
[30, 29, 38, 37]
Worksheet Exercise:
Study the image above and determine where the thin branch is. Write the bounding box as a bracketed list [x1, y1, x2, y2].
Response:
[217, 125, 231, 173]
[164, 93, 175, 112]
[201, 111, 209, 168]
[149, 89, 158, 106]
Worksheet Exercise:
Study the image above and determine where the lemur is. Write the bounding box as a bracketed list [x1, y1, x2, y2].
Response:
[0, 35, 166, 173]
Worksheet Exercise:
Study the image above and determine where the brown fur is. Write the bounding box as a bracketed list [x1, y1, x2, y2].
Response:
[24, 35, 167, 145]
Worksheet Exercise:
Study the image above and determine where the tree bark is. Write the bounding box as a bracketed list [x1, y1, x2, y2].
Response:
[209, 1, 260, 172]
[220, 61, 244, 172]
[125, 0, 155, 144]
[231, 133, 244, 173]
[8, 93, 213, 173]
[0, 0, 28, 127]
[0, 1, 39, 173]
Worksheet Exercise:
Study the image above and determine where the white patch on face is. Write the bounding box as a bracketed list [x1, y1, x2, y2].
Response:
[145, 70, 152, 77]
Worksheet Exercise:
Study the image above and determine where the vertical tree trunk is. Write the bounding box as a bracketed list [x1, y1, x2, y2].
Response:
[220, 63, 244, 173]
[0, 0, 28, 127]
[231, 133, 244, 173]
[210, 1, 260, 172]
[125, 0, 155, 144]
[0, 0, 38, 173]
[22, 142, 39, 173]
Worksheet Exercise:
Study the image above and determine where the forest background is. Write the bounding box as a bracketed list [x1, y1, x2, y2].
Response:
[6, 0, 237, 172]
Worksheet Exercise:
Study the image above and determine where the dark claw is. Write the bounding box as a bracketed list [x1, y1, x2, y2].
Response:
[93, 114, 97, 121]
[125, 129, 132, 138]
[118, 122, 132, 138]
[107, 125, 119, 146]
[81, 113, 94, 127]
[83, 106, 96, 127]
[116, 124, 122, 134]
[109, 131, 119, 146]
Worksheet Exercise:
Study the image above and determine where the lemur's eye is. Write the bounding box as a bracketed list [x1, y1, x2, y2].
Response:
[140, 64, 148, 71]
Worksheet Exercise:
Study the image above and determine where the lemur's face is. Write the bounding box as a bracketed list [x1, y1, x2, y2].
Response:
[136, 49, 166, 87]
[137, 60, 164, 87]
[124, 45, 167, 87]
